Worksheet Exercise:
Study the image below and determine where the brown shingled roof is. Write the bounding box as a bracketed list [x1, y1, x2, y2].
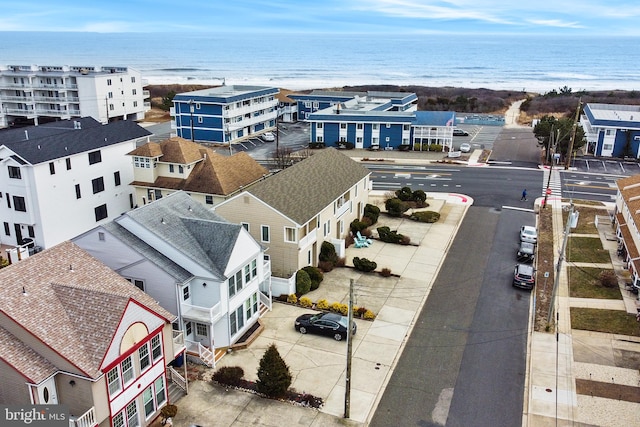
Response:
[0, 241, 174, 380]
[127, 141, 163, 158]
[617, 175, 640, 227]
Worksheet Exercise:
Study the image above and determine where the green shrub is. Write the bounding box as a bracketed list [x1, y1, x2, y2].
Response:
[299, 296, 313, 308]
[363, 204, 380, 224]
[385, 198, 409, 217]
[412, 189, 427, 205]
[377, 226, 404, 244]
[350, 218, 370, 234]
[256, 344, 292, 398]
[428, 144, 443, 152]
[309, 142, 326, 149]
[302, 266, 324, 290]
[395, 186, 413, 201]
[213, 366, 244, 387]
[353, 257, 377, 272]
[316, 299, 329, 310]
[410, 211, 441, 223]
[295, 270, 311, 295]
[319, 241, 338, 263]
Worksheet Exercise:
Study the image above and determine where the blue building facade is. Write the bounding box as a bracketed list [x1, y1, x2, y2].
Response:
[294, 90, 456, 151]
[172, 85, 279, 144]
[581, 103, 640, 158]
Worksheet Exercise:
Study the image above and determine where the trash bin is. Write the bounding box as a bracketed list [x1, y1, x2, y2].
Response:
[173, 354, 184, 368]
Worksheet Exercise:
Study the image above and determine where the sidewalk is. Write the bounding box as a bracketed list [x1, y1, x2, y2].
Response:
[524, 198, 640, 427]
[171, 192, 473, 426]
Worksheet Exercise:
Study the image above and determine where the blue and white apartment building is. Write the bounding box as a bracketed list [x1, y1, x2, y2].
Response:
[581, 103, 640, 158]
[290, 90, 457, 151]
[172, 85, 279, 144]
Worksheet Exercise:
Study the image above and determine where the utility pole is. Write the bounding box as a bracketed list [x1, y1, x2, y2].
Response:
[543, 127, 559, 208]
[344, 278, 354, 419]
[547, 202, 574, 325]
[564, 98, 582, 170]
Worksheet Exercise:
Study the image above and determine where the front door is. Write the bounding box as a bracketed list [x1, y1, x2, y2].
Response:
[14, 223, 22, 245]
[194, 322, 210, 348]
[36, 377, 58, 404]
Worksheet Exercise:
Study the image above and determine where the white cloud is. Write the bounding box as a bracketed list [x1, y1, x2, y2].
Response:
[527, 19, 584, 29]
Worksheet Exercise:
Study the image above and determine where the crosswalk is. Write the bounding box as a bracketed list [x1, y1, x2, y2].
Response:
[542, 167, 562, 198]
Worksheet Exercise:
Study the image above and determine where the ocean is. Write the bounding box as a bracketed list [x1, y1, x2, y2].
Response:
[2, 31, 639, 93]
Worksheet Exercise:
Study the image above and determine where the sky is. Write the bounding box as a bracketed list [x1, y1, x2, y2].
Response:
[0, 0, 639, 36]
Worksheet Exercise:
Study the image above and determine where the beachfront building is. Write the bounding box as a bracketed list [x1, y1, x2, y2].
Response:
[276, 90, 298, 123]
[614, 174, 640, 292]
[581, 103, 640, 157]
[0, 241, 186, 426]
[73, 191, 272, 367]
[126, 137, 268, 207]
[0, 117, 150, 253]
[213, 148, 370, 297]
[0, 64, 150, 128]
[291, 90, 456, 151]
[171, 85, 279, 145]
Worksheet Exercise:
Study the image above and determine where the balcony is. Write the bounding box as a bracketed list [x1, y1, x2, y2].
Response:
[298, 228, 318, 249]
[172, 330, 186, 357]
[335, 199, 352, 218]
[69, 406, 97, 427]
[181, 301, 223, 323]
[143, 90, 150, 98]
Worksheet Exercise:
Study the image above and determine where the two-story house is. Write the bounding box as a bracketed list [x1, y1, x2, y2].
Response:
[0, 241, 186, 427]
[0, 117, 151, 255]
[581, 103, 640, 157]
[213, 148, 371, 296]
[614, 174, 640, 291]
[0, 64, 150, 128]
[127, 136, 268, 208]
[171, 85, 279, 145]
[73, 191, 272, 367]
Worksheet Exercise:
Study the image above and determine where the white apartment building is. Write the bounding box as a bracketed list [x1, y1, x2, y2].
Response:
[0, 117, 151, 252]
[0, 64, 151, 128]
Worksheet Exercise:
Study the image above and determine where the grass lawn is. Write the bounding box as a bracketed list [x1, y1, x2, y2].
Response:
[568, 267, 622, 299]
[562, 205, 608, 234]
[570, 307, 640, 337]
[567, 236, 611, 263]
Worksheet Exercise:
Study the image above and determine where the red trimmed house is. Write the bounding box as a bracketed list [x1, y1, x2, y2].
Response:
[0, 241, 186, 427]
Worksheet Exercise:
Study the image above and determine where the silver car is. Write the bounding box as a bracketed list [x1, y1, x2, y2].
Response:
[520, 225, 537, 244]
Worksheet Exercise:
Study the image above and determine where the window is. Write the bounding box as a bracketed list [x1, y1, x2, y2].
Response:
[356, 137, 363, 143]
[235, 270, 242, 293]
[5, 194, 10, 208]
[75, 184, 81, 199]
[241, 222, 249, 231]
[92, 177, 105, 194]
[205, 195, 213, 205]
[13, 196, 26, 212]
[133, 157, 151, 168]
[27, 226, 34, 238]
[133, 101, 138, 107]
[182, 285, 190, 301]
[373, 124, 379, 130]
[121, 356, 134, 384]
[228, 274, 236, 297]
[132, 279, 144, 290]
[138, 343, 150, 371]
[198, 116, 203, 123]
[108, 91, 113, 99]
[357, 123, 363, 130]
[131, 76, 136, 83]
[230, 310, 238, 335]
[252, 293, 258, 313]
[8, 166, 21, 179]
[196, 323, 208, 337]
[340, 123, 347, 129]
[316, 123, 323, 129]
[94, 204, 108, 221]
[66, 158, 71, 170]
[185, 322, 192, 336]
[112, 412, 124, 427]
[261, 225, 270, 242]
[132, 88, 137, 95]
[126, 401, 138, 427]
[88, 150, 102, 165]
[155, 377, 166, 407]
[169, 164, 174, 173]
[304, 101, 311, 108]
[316, 136, 323, 143]
[107, 79, 112, 86]
[109, 104, 114, 111]
[107, 366, 121, 396]
[49, 162, 55, 175]
[98, 231, 105, 241]
[245, 299, 252, 321]
[151, 334, 162, 361]
[3, 222, 9, 236]
[372, 137, 379, 144]
[143, 387, 154, 417]
[178, 165, 184, 174]
[251, 259, 257, 277]
[237, 306, 244, 330]
[284, 227, 296, 243]
[244, 264, 251, 283]
[114, 171, 121, 186]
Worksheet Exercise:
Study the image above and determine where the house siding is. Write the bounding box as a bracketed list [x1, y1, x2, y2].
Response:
[0, 358, 31, 404]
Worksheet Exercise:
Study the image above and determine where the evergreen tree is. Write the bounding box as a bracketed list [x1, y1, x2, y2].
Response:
[256, 344, 292, 398]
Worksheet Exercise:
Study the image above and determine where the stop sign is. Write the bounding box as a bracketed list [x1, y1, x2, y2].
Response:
[546, 187, 552, 195]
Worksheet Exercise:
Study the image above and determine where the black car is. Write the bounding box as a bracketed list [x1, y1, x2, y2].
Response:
[513, 264, 535, 290]
[294, 312, 356, 341]
[453, 128, 469, 136]
[517, 241, 535, 263]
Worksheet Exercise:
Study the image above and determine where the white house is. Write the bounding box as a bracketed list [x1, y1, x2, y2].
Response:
[73, 191, 272, 367]
[581, 103, 640, 157]
[0, 64, 150, 128]
[0, 117, 151, 253]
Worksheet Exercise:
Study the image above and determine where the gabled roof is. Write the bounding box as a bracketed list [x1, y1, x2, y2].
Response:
[117, 191, 245, 278]
[245, 148, 370, 225]
[130, 138, 268, 196]
[0, 241, 174, 381]
[0, 119, 151, 165]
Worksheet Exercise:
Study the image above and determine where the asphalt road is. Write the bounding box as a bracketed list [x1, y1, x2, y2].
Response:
[370, 206, 533, 427]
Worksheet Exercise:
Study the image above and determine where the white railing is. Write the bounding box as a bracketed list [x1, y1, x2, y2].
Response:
[335, 200, 351, 218]
[259, 291, 272, 312]
[172, 330, 185, 354]
[186, 340, 214, 367]
[167, 365, 187, 393]
[70, 406, 97, 427]
[298, 228, 318, 249]
[181, 301, 222, 323]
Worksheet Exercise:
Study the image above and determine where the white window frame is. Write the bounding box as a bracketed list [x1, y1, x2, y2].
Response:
[121, 356, 134, 385]
[151, 334, 162, 361]
[126, 401, 139, 427]
[107, 366, 122, 396]
[316, 122, 323, 129]
[261, 225, 270, 242]
[138, 343, 150, 372]
[284, 227, 297, 243]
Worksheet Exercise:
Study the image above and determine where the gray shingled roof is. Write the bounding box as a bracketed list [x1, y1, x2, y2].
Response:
[0, 241, 175, 380]
[119, 192, 240, 279]
[246, 148, 370, 225]
[1, 119, 151, 164]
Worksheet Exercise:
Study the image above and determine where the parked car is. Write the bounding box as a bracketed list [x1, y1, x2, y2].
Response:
[294, 312, 356, 341]
[261, 132, 275, 142]
[453, 128, 469, 136]
[459, 142, 471, 153]
[513, 263, 535, 290]
[520, 225, 537, 244]
[517, 241, 535, 262]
